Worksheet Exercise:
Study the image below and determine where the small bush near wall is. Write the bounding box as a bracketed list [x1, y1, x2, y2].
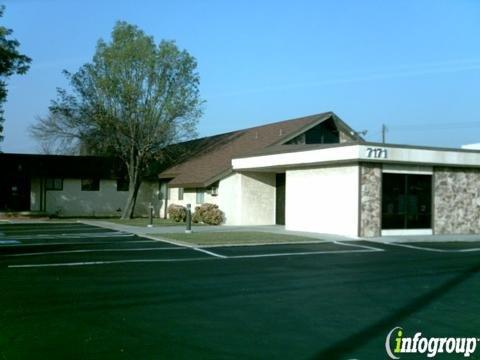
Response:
[192, 210, 202, 224]
[167, 204, 187, 222]
[193, 203, 224, 225]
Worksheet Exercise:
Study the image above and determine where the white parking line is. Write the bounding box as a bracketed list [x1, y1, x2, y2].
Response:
[138, 234, 227, 258]
[8, 257, 216, 268]
[121, 240, 163, 243]
[333, 241, 385, 252]
[0, 240, 158, 247]
[2, 232, 135, 240]
[0, 226, 106, 234]
[372, 240, 480, 253]
[6, 245, 386, 268]
[0, 240, 20, 244]
[0, 227, 97, 231]
[193, 247, 227, 258]
[229, 249, 379, 259]
[9, 247, 187, 257]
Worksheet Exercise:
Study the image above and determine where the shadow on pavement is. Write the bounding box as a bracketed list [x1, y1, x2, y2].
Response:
[312, 261, 480, 359]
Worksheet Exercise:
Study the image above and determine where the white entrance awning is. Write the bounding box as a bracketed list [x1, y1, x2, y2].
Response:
[232, 143, 480, 171]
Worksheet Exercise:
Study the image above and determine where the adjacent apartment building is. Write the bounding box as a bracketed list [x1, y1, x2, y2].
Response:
[0, 153, 158, 217]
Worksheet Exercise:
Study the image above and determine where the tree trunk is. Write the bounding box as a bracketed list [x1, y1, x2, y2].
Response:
[121, 178, 141, 219]
[121, 160, 142, 219]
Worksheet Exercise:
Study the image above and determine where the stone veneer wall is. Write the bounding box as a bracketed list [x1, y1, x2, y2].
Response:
[434, 167, 480, 234]
[359, 163, 382, 237]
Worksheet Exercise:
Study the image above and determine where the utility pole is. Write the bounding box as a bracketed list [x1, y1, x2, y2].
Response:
[381, 124, 387, 143]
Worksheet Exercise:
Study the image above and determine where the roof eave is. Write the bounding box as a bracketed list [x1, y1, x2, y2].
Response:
[166, 168, 233, 189]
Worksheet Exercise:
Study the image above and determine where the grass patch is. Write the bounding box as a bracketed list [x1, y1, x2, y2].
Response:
[157, 231, 321, 246]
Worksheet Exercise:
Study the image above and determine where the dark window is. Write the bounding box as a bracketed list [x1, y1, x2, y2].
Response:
[178, 188, 184, 200]
[382, 173, 432, 229]
[45, 178, 63, 191]
[285, 118, 340, 145]
[116, 178, 129, 191]
[81, 178, 100, 191]
[210, 185, 218, 196]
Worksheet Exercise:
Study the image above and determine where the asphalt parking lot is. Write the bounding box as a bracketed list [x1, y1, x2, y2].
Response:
[1, 222, 479, 359]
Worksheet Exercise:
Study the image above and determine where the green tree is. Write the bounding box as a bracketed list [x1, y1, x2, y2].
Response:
[31, 21, 203, 218]
[0, 6, 31, 143]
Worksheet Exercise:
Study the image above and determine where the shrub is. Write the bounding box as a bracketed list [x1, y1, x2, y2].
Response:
[192, 203, 224, 225]
[192, 208, 202, 223]
[167, 204, 186, 222]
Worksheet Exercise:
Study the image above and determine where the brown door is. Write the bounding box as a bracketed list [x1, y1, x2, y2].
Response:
[275, 173, 286, 225]
[4, 176, 31, 211]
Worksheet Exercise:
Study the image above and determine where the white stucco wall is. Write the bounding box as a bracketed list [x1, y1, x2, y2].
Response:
[217, 173, 242, 225]
[166, 172, 275, 226]
[286, 165, 359, 237]
[239, 172, 275, 225]
[165, 187, 220, 217]
[34, 178, 158, 217]
[166, 174, 243, 225]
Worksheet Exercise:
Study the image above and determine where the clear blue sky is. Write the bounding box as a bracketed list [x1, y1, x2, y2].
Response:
[2, 0, 480, 153]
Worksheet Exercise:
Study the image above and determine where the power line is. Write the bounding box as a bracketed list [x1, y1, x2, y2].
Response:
[388, 121, 480, 132]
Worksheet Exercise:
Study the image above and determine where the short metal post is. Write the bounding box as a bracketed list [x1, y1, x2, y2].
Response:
[147, 203, 154, 228]
[185, 203, 192, 234]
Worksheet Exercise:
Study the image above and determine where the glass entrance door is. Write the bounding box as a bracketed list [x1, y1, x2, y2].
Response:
[382, 173, 432, 229]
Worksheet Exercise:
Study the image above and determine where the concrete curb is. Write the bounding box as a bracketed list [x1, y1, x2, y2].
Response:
[187, 239, 332, 248]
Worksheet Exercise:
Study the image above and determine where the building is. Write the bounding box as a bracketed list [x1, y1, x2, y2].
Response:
[462, 143, 480, 150]
[0, 153, 159, 217]
[160, 112, 480, 237]
[2, 111, 479, 237]
[158, 112, 360, 220]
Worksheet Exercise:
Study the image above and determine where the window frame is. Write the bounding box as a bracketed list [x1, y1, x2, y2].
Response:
[45, 178, 63, 191]
[381, 173, 432, 230]
[196, 188, 205, 204]
[178, 187, 184, 201]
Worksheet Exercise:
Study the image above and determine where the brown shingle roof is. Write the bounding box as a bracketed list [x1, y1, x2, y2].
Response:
[159, 112, 355, 187]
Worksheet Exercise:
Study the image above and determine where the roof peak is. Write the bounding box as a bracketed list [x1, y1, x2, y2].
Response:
[169, 112, 335, 147]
